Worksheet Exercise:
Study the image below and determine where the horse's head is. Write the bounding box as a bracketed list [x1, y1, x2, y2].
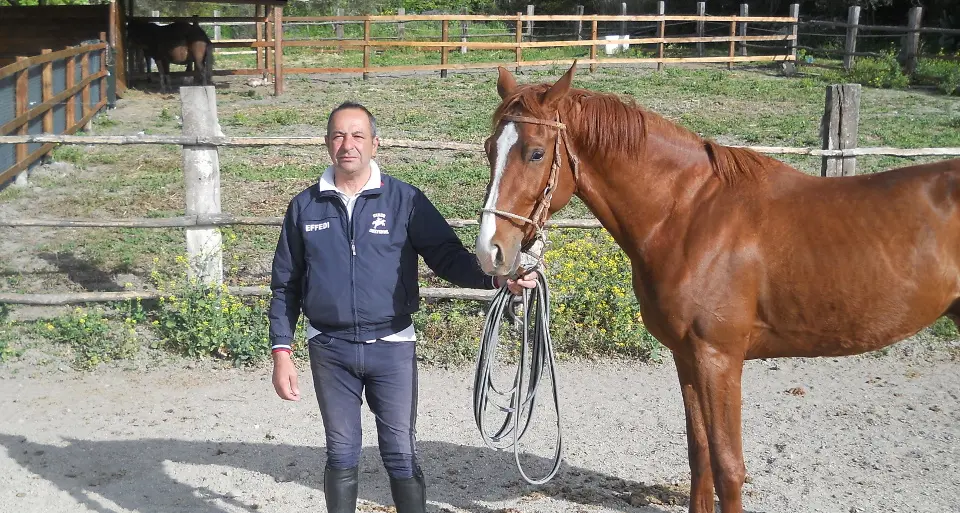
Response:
[475, 62, 580, 276]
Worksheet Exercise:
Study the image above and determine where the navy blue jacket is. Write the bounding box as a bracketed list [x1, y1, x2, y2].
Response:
[268, 172, 496, 345]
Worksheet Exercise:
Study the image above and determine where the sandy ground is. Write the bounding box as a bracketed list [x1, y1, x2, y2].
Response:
[1, 340, 958, 513]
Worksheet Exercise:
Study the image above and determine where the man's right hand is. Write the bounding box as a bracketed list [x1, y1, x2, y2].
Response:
[272, 352, 301, 401]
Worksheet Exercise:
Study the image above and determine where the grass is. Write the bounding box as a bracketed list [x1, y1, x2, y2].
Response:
[3, 62, 960, 368]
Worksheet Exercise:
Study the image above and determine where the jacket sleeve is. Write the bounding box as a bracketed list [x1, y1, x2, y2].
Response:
[268, 198, 306, 349]
[408, 190, 497, 290]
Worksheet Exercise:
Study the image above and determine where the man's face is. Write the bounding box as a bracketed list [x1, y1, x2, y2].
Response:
[326, 108, 379, 178]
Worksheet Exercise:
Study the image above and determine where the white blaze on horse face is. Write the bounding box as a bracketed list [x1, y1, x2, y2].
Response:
[477, 122, 519, 269]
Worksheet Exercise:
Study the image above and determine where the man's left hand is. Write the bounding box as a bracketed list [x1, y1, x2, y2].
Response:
[498, 271, 538, 295]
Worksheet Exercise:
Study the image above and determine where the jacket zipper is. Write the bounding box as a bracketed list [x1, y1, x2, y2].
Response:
[349, 197, 368, 341]
[329, 195, 360, 340]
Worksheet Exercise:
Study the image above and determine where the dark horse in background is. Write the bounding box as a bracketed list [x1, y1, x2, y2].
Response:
[476, 61, 960, 513]
[127, 19, 213, 92]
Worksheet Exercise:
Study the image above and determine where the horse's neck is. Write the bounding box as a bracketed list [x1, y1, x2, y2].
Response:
[572, 129, 716, 262]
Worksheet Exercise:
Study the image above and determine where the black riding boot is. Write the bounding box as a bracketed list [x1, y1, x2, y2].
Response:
[323, 466, 359, 513]
[389, 472, 427, 513]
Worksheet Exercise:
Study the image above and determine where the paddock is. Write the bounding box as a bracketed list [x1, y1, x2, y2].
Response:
[0, 57, 959, 513]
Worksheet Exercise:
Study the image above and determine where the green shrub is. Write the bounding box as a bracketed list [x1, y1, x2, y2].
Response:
[845, 50, 910, 89]
[929, 317, 959, 340]
[543, 229, 663, 361]
[36, 307, 139, 370]
[914, 57, 960, 95]
[0, 304, 18, 363]
[51, 145, 85, 166]
[414, 299, 485, 366]
[151, 256, 271, 364]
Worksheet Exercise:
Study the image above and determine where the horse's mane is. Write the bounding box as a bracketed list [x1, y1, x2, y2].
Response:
[493, 84, 775, 185]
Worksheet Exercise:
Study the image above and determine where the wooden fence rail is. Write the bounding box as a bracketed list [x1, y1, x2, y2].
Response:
[0, 286, 497, 306]
[2, 134, 959, 159]
[2, 83, 959, 305]
[0, 214, 603, 229]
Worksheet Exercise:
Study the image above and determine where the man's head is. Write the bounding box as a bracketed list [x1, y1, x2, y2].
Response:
[325, 102, 379, 179]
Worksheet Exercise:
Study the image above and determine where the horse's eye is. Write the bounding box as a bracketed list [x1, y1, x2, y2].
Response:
[531, 149, 545, 162]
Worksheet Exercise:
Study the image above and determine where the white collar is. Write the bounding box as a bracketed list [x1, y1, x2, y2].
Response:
[318, 160, 382, 196]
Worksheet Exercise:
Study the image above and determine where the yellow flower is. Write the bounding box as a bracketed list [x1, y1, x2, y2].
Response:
[46, 323, 54, 331]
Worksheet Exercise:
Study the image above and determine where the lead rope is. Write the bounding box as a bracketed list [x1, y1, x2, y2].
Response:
[473, 241, 563, 485]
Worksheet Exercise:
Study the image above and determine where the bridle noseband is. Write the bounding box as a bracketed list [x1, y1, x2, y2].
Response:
[481, 112, 581, 273]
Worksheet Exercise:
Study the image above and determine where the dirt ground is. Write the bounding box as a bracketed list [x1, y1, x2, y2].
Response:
[2, 72, 959, 513]
[1, 336, 958, 513]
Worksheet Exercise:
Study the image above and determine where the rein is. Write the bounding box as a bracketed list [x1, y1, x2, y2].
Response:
[481, 112, 580, 274]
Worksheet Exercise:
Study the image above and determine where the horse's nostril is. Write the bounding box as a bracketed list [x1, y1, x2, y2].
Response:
[493, 244, 504, 268]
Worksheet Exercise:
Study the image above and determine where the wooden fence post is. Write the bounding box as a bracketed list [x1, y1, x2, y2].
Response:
[41, 50, 54, 135]
[264, 7, 272, 79]
[441, 20, 449, 78]
[14, 56, 29, 186]
[576, 5, 584, 41]
[738, 3, 748, 57]
[843, 5, 860, 70]
[461, 7, 468, 54]
[101, 32, 116, 109]
[398, 7, 405, 40]
[335, 8, 344, 48]
[696, 2, 705, 57]
[620, 2, 627, 38]
[657, 1, 665, 71]
[788, 4, 799, 61]
[901, 6, 922, 75]
[820, 84, 861, 177]
[590, 19, 597, 72]
[516, 13, 523, 73]
[526, 4, 534, 41]
[66, 56, 77, 132]
[273, 6, 283, 95]
[255, 4, 264, 72]
[363, 19, 372, 80]
[180, 86, 224, 286]
[81, 51, 91, 130]
[728, 20, 736, 70]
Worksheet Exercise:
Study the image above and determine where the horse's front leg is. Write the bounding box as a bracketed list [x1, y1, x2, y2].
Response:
[675, 356, 716, 513]
[690, 344, 747, 513]
[159, 60, 171, 93]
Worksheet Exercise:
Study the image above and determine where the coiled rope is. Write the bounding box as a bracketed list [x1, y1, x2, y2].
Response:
[473, 268, 563, 485]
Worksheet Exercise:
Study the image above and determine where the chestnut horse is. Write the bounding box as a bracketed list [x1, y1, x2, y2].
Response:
[475, 62, 960, 513]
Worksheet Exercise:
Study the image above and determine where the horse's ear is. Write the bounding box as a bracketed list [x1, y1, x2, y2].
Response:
[497, 66, 517, 99]
[544, 60, 577, 107]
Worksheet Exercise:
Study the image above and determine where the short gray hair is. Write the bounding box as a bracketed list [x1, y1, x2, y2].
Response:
[326, 101, 377, 138]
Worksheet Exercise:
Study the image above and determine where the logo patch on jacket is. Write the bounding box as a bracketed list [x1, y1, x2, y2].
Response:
[369, 213, 389, 235]
[305, 222, 331, 232]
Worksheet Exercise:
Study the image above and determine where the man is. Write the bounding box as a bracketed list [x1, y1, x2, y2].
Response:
[269, 102, 534, 513]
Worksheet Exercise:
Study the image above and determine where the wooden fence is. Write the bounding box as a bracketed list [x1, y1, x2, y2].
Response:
[797, 5, 960, 72]
[131, 4, 800, 96]
[1, 84, 960, 305]
[0, 37, 113, 186]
